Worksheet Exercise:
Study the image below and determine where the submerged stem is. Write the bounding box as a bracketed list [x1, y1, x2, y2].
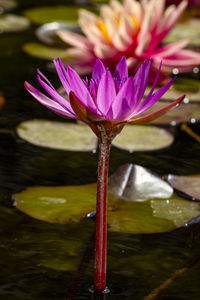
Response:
[94, 134, 112, 292]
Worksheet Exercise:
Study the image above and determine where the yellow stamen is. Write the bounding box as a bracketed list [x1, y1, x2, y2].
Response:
[97, 20, 112, 44]
[131, 14, 140, 32]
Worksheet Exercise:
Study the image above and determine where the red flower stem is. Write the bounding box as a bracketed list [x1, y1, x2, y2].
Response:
[94, 136, 111, 292]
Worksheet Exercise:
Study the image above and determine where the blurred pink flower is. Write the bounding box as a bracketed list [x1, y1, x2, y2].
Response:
[57, 0, 200, 80]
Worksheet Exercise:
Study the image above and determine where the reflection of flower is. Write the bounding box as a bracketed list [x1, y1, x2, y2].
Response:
[25, 57, 184, 137]
[57, 0, 200, 80]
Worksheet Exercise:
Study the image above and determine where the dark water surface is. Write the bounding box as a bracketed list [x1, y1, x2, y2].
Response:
[0, 1, 200, 299]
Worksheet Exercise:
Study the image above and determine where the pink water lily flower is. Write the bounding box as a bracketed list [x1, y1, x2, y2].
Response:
[25, 57, 184, 137]
[57, 0, 200, 80]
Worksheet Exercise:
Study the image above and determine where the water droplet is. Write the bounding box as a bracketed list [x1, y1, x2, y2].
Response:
[170, 121, 176, 126]
[92, 149, 97, 153]
[183, 97, 189, 104]
[193, 67, 199, 74]
[86, 211, 96, 219]
[173, 68, 179, 75]
[191, 118, 196, 124]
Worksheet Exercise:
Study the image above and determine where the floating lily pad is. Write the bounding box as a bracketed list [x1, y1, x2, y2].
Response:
[165, 19, 200, 47]
[0, 0, 17, 12]
[167, 174, 200, 201]
[36, 22, 81, 46]
[23, 6, 93, 25]
[13, 164, 200, 234]
[147, 101, 200, 125]
[22, 42, 70, 60]
[108, 164, 173, 201]
[17, 120, 97, 152]
[113, 125, 174, 151]
[0, 14, 30, 32]
[144, 78, 200, 103]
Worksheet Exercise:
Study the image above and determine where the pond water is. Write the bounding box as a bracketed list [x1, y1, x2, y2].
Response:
[0, 0, 200, 299]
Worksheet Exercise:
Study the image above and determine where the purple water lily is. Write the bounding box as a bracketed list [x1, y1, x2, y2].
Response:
[25, 57, 184, 294]
[25, 57, 184, 138]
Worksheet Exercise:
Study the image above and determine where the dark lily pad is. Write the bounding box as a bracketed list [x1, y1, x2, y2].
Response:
[13, 164, 200, 234]
[113, 125, 174, 151]
[108, 164, 173, 201]
[165, 19, 200, 47]
[0, 0, 17, 12]
[167, 174, 200, 201]
[23, 5, 93, 25]
[144, 78, 200, 103]
[0, 14, 30, 32]
[36, 22, 81, 46]
[147, 101, 200, 125]
[22, 42, 70, 60]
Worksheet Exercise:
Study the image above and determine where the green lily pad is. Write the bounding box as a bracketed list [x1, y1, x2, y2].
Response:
[144, 78, 200, 103]
[13, 164, 200, 234]
[167, 174, 200, 201]
[165, 18, 200, 47]
[14, 184, 97, 224]
[17, 119, 175, 152]
[0, 14, 30, 32]
[0, 0, 17, 12]
[22, 42, 70, 60]
[147, 101, 200, 125]
[113, 125, 174, 151]
[23, 5, 93, 25]
[16, 120, 97, 151]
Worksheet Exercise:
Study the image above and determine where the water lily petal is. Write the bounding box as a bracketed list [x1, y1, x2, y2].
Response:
[97, 69, 116, 116]
[128, 94, 185, 123]
[92, 58, 106, 84]
[114, 56, 128, 90]
[24, 82, 76, 118]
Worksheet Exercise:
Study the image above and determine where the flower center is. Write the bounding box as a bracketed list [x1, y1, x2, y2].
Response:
[97, 20, 112, 44]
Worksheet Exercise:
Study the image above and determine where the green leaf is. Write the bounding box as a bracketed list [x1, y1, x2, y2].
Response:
[23, 5, 94, 25]
[0, 14, 30, 32]
[144, 78, 200, 103]
[13, 164, 200, 234]
[165, 18, 200, 46]
[22, 42, 70, 60]
[167, 174, 200, 201]
[147, 101, 200, 125]
[17, 120, 97, 152]
[113, 125, 174, 151]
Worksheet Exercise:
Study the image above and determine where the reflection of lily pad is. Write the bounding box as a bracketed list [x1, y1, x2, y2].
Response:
[0, 0, 17, 12]
[13, 164, 200, 234]
[22, 42, 70, 60]
[167, 174, 200, 201]
[165, 19, 200, 46]
[36, 22, 81, 46]
[23, 6, 93, 25]
[0, 14, 30, 32]
[17, 120, 97, 152]
[147, 101, 200, 125]
[113, 125, 174, 151]
[145, 78, 200, 102]
[108, 164, 173, 201]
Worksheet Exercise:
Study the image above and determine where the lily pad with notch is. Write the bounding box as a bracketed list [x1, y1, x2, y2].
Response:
[0, 14, 30, 32]
[166, 174, 200, 201]
[23, 5, 95, 25]
[13, 164, 200, 234]
[23, 42, 70, 60]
